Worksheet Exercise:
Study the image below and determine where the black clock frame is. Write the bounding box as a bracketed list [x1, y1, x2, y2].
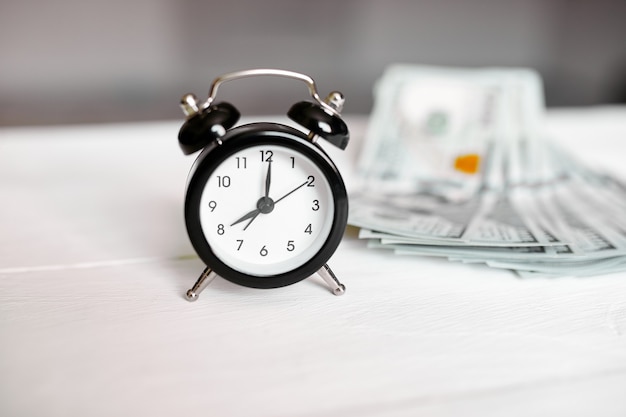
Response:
[184, 122, 348, 289]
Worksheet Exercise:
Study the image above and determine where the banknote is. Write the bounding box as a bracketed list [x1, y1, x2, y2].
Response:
[350, 64, 626, 277]
[350, 187, 569, 248]
[358, 65, 544, 200]
[358, 65, 501, 199]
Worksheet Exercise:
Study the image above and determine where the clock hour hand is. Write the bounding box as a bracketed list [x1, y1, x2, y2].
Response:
[243, 211, 261, 230]
[231, 162, 272, 231]
[230, 208, 260, 227]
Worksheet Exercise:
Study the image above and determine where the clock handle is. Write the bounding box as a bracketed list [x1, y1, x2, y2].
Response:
[204, 69, 340, 117]
[185, 266, 218, 301]
[316, 264, 346, 296]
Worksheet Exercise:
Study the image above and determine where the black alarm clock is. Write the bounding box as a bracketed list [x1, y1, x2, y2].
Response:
[177, 69, 350, 300]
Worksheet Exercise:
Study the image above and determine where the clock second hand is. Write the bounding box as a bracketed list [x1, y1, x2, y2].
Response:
[274, 180, 308, 204]
[230, 178, 308, 230]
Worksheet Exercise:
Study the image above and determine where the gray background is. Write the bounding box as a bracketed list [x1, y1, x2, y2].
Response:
[1, 0, 625, 125]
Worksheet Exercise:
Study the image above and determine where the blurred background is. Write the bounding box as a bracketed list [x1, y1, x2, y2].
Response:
[1, 0, 625, 126]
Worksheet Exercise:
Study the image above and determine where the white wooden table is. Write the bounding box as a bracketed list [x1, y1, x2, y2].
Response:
[1, 110, 626, 417]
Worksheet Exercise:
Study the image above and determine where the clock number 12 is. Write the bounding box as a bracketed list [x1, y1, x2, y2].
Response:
[260, 150, 273, 162]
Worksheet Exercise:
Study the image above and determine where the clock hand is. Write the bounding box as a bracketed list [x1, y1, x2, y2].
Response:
[274, 180, 309, 204]
[232, 176, 307, 230]
[264, 161, 272, 199]
[231, 196, 274, 230]
[230, 207, 261, 227]
[231, 162, 273, 230]
[243, 211, 261, 231]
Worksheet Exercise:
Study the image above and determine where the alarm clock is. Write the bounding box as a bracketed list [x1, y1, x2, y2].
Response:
[177, 69, 350, 301]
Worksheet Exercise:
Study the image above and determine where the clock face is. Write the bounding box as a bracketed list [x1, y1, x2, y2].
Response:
[198, 143, 335, 276]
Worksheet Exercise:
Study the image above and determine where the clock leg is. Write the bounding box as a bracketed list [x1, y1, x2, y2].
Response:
[185, 266, 217, 302]
[316, 264, 346, 296]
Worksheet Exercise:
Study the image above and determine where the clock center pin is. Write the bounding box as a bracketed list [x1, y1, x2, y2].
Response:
[256, 196, 275, 214]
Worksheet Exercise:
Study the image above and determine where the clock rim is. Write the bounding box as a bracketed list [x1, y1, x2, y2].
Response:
[184, 123, 348, 289]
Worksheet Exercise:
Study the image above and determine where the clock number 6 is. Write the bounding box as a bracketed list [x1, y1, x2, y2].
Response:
[260, 245, 268, 256]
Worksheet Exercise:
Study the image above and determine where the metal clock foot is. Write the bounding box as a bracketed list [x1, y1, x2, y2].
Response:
[317, 264, 346, 296]
[185, 266, 218, 301]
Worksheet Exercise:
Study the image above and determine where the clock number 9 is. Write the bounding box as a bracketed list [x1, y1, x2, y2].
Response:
[208, 200, 217, 212]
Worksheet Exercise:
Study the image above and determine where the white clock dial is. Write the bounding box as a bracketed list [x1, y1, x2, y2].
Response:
[199, 144, 334, 276]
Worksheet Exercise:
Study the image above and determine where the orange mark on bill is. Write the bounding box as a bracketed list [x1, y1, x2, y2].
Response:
[454, 154, 480, 174]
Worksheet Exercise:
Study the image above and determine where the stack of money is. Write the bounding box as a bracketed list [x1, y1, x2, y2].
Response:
[349, 64, 626, 277]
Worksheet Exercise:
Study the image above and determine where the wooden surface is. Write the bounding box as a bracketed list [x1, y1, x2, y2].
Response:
[1, 111, 626, 416]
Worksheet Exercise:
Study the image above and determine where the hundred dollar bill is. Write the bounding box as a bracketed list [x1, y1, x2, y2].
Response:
[352, 64, 626, 277]
[349, 191, 480, 241]
[377, 241, 572, 261]
[349, 189, 562, 247]
[486, 256, 626, 277]
[358, 64, 544, 200]
[435, 184, 626, 265]
[551, 146, 626, 237]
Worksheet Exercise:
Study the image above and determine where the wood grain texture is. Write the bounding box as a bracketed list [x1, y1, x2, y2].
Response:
[1, 113, 626, 417]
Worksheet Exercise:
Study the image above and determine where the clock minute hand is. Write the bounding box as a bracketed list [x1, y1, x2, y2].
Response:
[274, 180, 309, 204]
[264, 161, 272, 198]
